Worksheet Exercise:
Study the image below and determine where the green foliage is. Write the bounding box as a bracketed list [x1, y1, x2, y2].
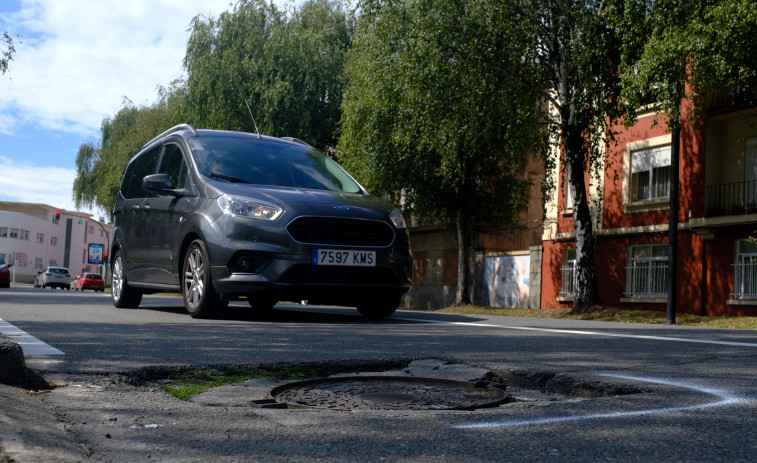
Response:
[73, 94, 184, 216]
[614, 0, 757, 126]
[184, 0, 354, 151]
[0, 32, 13, 76]
[339, 0, 544, 232]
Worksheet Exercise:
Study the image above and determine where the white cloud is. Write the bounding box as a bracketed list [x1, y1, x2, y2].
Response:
[0, 155, 103, 218]
[0, 0, 233, 136]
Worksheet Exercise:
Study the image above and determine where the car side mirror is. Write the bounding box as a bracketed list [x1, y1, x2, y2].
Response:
[142, 173, 194, 197]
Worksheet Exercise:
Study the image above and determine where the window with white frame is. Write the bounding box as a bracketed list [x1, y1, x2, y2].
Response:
[733, 240, 757, 300]
[630, 145, 671, 202]
[51, 236, 58, 246]
[565, 164, 574, 211]
[560, 249, 577, 297]
[20, 229, 29, 240]
[37, 233, 45, 244]
[0, 228, 6, 238]
[35, 257, 43, 270]
[625, 244, 668, 298]
[9, 228, 18, 239]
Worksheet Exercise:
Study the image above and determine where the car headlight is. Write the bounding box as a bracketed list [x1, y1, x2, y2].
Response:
[217, 194, 284, 221]
[389, 208, 407, 230]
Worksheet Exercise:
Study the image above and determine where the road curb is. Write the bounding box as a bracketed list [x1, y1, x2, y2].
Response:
[0, 333, 27, 386]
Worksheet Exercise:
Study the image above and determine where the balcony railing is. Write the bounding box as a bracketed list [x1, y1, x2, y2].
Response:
[707, 86, 757, 113]
[625, 261, 668, 298]
[705, 180, 757, 217]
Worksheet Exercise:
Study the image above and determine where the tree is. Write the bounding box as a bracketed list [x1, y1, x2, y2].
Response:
[183, 0, 354, 152]
[1, 32, 15, 76]
[338, 0, 545, 305]
[480, 1, 625, 311]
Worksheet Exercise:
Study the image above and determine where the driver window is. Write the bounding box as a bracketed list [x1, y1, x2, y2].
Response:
[158, 144, 188, 189]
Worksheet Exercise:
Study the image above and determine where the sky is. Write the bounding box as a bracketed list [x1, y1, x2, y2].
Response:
[0, 0, 298, 220]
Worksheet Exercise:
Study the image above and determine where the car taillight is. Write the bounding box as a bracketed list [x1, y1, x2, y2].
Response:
[45, 273, 52, 276]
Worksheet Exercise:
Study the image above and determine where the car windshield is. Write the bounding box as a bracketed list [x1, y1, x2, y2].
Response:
[188, 136, 362, 194]
[49, 268, 67, 274]
[86, 274, 102, 280]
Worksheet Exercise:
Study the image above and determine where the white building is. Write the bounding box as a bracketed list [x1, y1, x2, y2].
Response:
[0, 202, 113, 285]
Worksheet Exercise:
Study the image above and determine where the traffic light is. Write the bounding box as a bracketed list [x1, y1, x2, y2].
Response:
[103, 252, 108, 264]
[54, 210, 60, 224]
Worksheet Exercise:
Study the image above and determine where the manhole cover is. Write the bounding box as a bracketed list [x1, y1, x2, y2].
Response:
[253, 376, 511, 411]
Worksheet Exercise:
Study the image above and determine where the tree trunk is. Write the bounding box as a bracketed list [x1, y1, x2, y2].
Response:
[455, 204, 471, 306]
[565, 123, 601, 311]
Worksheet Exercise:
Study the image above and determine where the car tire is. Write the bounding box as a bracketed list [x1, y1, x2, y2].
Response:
[247, 295, 277, 311]
[356, 292, 401, 318]
[111, 251, 142, 308]
[182, 240, 227, 319]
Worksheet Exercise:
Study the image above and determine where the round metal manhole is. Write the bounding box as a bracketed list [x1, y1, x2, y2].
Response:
[261, 376, 511, 411]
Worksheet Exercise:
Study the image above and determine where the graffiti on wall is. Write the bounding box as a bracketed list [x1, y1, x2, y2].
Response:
[485, 255, 530, 308]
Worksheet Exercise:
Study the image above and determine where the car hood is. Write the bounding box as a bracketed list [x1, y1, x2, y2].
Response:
[208, 182, 395, 218]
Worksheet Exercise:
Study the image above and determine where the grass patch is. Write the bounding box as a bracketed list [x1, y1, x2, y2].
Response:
[158, 366, 326, 401]
[437, 305, 757, 330]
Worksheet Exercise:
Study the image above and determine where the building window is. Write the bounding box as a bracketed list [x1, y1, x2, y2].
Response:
[625, 244, 668, 298]
[0, 228, 6, 238]
[9, 228, 18, 239]
[49, 259, 57, 266]
[35, 257, 43, 270]
[733, 240, 757, 300]
[20, 229, 29, 240]
[630, 145, 671, 202]
[37, 233, 45, 244]
[560, 249, 577, 297]
[51, 236, 58, 246]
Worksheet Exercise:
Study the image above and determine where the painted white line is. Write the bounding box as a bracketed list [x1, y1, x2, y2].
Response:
[452, 374, 749, 429]
[0, 318, 64, 356]
[395, 317, 757, 348]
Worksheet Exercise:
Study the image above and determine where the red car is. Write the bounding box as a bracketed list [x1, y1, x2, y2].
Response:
[74, 273, 105, 292]
[0, 255, 11, 288]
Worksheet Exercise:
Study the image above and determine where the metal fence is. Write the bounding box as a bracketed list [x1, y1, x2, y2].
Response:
[733, 261, 757, 300]
[625, 261, 668, 298]
[559, 263, 576, 297]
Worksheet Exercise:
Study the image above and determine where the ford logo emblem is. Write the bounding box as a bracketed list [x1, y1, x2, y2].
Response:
[334, 205, 350, 211]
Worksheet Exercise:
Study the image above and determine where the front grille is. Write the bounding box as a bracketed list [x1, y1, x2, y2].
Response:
[287, 217, 395, 247]
[278, 265, 400, 285]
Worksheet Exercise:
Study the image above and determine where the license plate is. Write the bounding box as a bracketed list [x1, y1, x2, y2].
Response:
[312, 249, 376, 267]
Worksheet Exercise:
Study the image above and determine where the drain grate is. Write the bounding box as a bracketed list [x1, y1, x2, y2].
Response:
[251, 376, 511, 411]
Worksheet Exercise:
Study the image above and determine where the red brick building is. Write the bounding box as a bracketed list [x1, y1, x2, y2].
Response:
[541, 88, 757, 316]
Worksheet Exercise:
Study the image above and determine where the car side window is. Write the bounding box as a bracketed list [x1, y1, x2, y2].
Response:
[158, 143, 188, 189]
[125, 145, 161, 199]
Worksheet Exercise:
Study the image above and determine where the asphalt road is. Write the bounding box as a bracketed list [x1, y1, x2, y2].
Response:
[1, 286, 757, 462]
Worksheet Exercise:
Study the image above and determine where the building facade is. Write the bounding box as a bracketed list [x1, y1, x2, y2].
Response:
[0, 202, 113, 285]
[541, 88, 757, 317]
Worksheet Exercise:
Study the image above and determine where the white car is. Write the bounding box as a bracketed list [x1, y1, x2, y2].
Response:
[39, 266, 71, 289]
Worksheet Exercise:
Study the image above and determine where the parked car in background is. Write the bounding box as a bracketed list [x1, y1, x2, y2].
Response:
[73, 273, 105, 292]
[0, 255, 11, 288]
[111, 125, 412, 319]
[39, 266, 71, 289]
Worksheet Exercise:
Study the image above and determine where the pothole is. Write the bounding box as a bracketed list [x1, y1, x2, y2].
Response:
[252, 376, 512, 411]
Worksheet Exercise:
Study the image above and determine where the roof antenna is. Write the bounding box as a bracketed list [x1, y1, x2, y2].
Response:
[245, 99, 262, 140]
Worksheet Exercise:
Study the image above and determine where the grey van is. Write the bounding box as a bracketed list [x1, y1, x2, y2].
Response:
[111, 125, 412, 318]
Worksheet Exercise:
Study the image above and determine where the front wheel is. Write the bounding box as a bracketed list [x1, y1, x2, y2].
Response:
[356, 292, 401, 318]
[111, 251, 142, 308]
[183, 240, 227, 318]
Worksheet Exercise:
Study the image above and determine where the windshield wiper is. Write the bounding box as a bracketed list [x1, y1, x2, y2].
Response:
[209, 172, 251, 184]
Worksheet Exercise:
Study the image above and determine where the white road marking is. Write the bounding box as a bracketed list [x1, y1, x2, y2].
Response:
[453, 374, 750, 429]
[0, 318, 64, 356]
[396, 317, 757, 348]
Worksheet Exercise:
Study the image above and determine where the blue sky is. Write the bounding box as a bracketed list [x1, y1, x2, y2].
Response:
[0, 0, 298, 219]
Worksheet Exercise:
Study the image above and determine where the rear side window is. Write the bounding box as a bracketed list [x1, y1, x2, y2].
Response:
[124, 145, 161, 199]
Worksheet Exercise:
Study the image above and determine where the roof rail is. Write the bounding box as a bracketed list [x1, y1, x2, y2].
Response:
[142, 124, 198, 149]
[281, 137, 313, 148]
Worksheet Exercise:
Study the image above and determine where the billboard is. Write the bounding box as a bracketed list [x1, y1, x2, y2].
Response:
[88, 243, 104, 264]
[484, 255, 530, 308]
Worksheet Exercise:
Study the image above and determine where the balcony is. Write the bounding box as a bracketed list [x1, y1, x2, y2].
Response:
[705, 180, 757, 217]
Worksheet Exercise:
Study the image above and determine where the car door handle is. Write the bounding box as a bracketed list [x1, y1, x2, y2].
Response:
[131, 204, 141, 212]
[143, 204, 151, 212]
